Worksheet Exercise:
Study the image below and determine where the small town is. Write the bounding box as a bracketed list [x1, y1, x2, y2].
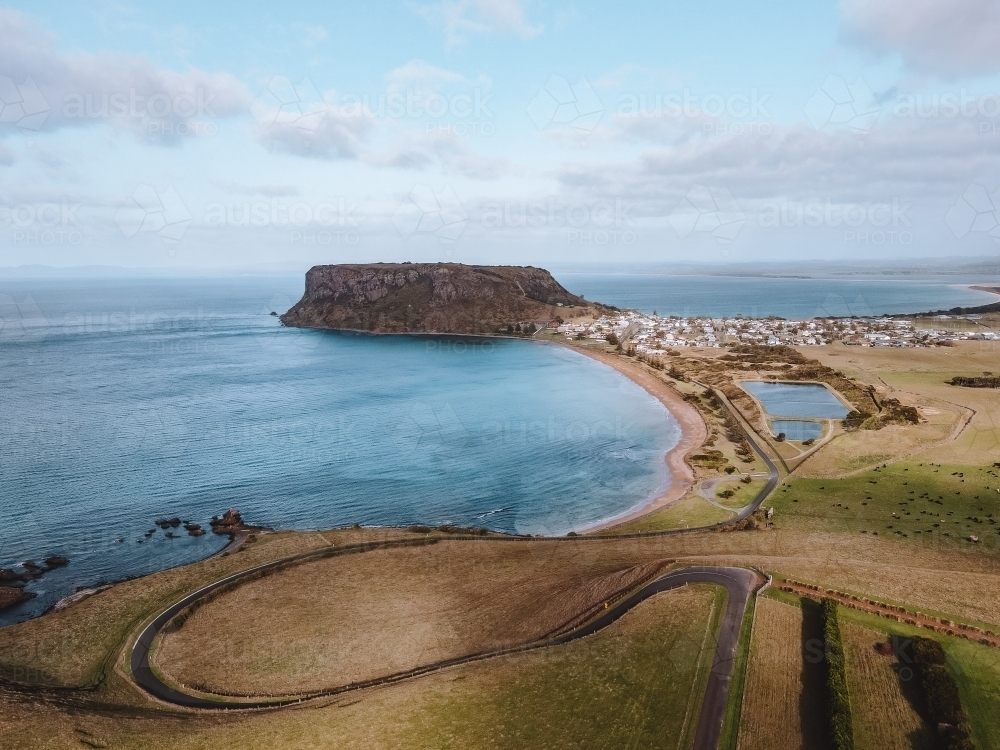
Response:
[555, 311, 999, 350]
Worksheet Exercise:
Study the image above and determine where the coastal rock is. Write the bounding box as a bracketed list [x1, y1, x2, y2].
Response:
[209, 508, 261, 536]
[280, 263, 598, 335]
[0, 585, 36, 612]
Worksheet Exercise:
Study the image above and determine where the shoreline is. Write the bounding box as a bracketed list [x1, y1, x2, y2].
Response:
[557, 345, 707, 532]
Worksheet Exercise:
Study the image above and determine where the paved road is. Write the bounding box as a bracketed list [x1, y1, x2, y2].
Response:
[129, 382, 777, 744]
[129, 562, 757, 750]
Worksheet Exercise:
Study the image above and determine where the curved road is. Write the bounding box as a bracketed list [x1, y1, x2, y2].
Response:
[130, 562, 757, 749]
[128, 383, 777, 747]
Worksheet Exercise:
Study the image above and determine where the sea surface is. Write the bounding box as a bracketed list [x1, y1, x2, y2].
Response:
[0, 276, 679, 624]
[555, 273, 1000, 318]
[2, 270, 996, 625]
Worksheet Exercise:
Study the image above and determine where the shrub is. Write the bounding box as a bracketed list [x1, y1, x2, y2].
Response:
[894, 635, 977, 749]
[822, 598, 855, 750]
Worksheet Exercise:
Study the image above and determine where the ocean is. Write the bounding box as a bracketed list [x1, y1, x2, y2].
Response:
[2, 270, 996, 624]
[555, 273, 1000, 318]
[0, 276, 677, 624]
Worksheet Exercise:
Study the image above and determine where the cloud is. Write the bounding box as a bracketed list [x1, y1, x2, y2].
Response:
[364, 129, 509, 179]
[255, 102, 375, 159]
[417, 0, 542, 44]
[0, 9, 250, 142]
[840, 0, 1000, 76]
[213, 181, 301, 197]
[386, 60, 469, 88]
[554, 115, 1000, 216]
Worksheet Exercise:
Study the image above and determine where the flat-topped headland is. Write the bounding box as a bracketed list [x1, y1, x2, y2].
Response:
[280, 263, 604, 335]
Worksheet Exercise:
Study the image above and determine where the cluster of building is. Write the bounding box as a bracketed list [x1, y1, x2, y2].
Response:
[553, 312, 998, 351]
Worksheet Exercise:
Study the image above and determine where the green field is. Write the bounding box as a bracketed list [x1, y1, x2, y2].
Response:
[403, 584, 726, 750]
[771, 462, 1000, 549]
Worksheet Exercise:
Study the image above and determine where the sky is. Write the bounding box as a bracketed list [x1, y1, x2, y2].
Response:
[2, 0, 1000, 270]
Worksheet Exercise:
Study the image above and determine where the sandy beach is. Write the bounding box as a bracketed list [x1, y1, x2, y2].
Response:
[562, 346, 708, 532]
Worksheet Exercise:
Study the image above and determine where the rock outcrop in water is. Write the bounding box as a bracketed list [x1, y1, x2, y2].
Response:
[280, 263, 599, 335]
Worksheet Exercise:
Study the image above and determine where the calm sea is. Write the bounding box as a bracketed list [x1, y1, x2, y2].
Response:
[2, 271, 996, 624]
[555, 273, 1000, 318]
[0, 276, 677, 624]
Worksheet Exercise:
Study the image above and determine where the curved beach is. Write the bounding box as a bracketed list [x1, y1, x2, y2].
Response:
[563, 346, 707, 531]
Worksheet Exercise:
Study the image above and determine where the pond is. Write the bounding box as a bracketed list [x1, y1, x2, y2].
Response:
[771, 420, 824, 441]
[740, 381, 850, 419]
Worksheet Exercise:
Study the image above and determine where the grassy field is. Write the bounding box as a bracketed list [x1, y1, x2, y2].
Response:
[736, 596, 829, 750]
[841, 620, 932, 750]
[399, 583, 725, 750]
[609, 493, 735, 533]
[153, 541, 673, 695]
[0, 584, 724, 750]
[834, 606, 1000, 750]
[804, 342, 1000, 473]
[716, 478, 768, 509]
[0, 528, 366, 687]
[770, 461, 1000, 550]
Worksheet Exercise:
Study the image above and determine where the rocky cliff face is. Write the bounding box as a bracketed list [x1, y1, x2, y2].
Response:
[280, 263, 594, 335]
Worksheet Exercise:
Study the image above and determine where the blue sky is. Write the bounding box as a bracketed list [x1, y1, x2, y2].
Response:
[2, 0, 1000, 270]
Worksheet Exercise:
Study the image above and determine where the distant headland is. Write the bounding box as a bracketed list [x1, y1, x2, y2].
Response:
[281, 263, 607, 335]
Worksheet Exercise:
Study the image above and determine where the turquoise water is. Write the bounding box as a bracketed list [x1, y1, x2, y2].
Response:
[556, 273, 1000, 319]
[741, 382, 850, 419]
[771, 420, 824, 441]
[0, 277, 679, 624]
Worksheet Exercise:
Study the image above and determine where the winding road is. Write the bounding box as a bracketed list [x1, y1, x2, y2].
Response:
[128, 380, 780, 750]
[130, 559, 757, 750]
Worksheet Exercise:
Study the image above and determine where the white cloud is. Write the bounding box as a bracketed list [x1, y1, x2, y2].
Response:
[555, 116, 1000, 216]
[417, 0, 542, 44]
[256, 102, 375, 159]
[364, 129, 509, 179]
[0, 9, 250, 142]
[386, 60, 469, 88]
[841, 0, 1000, 76]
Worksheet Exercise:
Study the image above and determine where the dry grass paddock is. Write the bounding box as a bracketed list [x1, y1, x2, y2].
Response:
[737, 596, 829, 750]
[1, 585, 720, 750]
[153, 539, 674, 695]
[842, 621, 932, 750]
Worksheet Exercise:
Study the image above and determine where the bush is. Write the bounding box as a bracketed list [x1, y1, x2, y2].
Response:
[894, 635, 976, 749]
[822, 598, 855, 750]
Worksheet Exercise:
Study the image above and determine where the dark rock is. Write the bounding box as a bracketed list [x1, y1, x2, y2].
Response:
[0, 585, 36, 612]
[44, 555, 69, 569]
[280, 263, 599, 335]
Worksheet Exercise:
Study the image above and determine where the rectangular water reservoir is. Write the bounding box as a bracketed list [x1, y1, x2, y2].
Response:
[741, 382, 850, 419]
[771, 420, 824, 441]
